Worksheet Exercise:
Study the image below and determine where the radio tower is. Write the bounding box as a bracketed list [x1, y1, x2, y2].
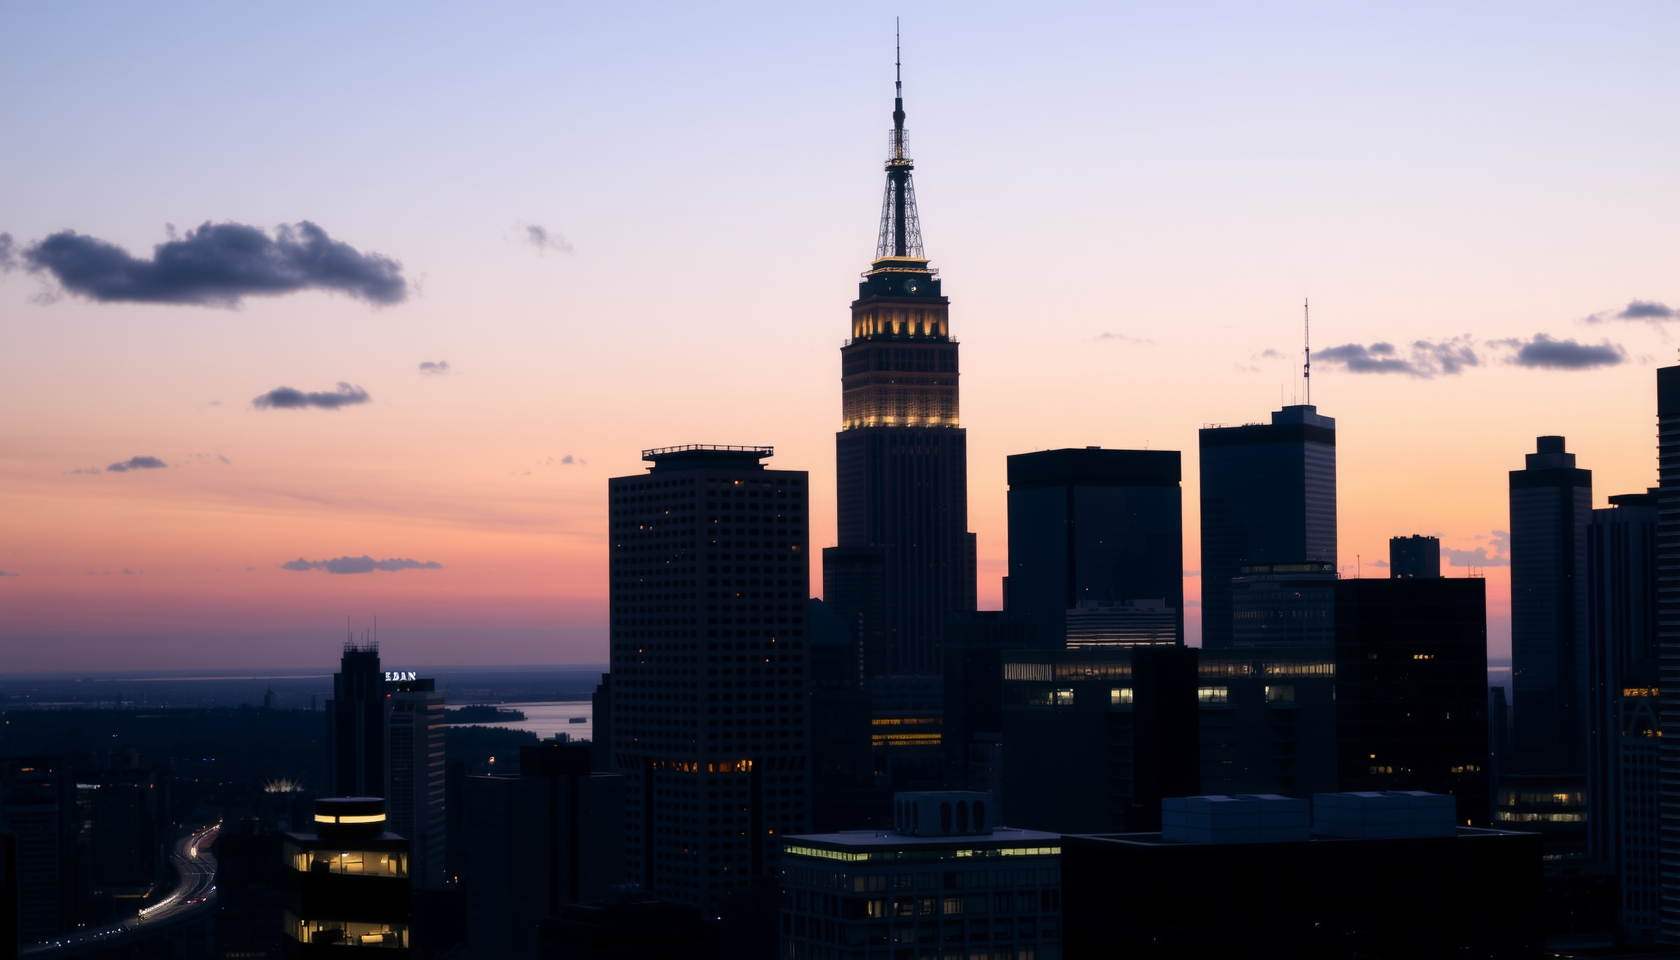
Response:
[1303, 298, 1312, 405]
[876, 19, 925, 260]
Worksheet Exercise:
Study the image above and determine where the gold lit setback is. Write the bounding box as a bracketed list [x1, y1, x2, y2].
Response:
[314, 812, 386, 824]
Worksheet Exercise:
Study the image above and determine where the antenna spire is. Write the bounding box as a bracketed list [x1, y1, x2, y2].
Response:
[875, 21, 924, 260]
[1303, 298, 1312, 405]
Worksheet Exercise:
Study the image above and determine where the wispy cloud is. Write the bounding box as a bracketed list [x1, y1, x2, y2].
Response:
[1314, 338, 1479, 378]
[524, 224, 575, 255]
[106, 456, 167, 473]
[16, 221, 407, 307]
[1095, 332, 1153, 345]
[419, 361, 450, 376]
[0, 233, 16, 273]
[1496, 334, 1626, 370]
[253, 383, 371, 410]
[0, 570, 18, 577]
[1443, 530, 1510, 567]
[280, 555, 444, 574]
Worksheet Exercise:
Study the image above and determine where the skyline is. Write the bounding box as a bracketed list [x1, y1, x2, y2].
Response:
[3, 3, 1677, 670]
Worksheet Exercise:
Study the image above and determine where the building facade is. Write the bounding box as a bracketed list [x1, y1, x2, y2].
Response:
[326, 643, 386, 799]
[827, 67, 976, 680]
[1005, 447, 1184, 647]
[778, 793, 1061, 960]
[1198, 405, 1337, 649]
[386, 678, 445, 890]
[1333, 576, 1490, 826]
[1653, 366, 1680, 945]
[281, 797, 410, 957]
[1509, 436, 1592, 779]
[608, 444, 811, 910]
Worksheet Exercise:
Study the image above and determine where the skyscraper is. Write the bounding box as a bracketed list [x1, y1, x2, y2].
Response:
[1198, 404, 1337, 649]
[1005, 447, 1184, 648]
[1653, 366, 1680, 945]
[826, 53, 976, 679]
[1508, 436, 1591, 777]
[387, 677, 446, 890]
[608, 445, 810, 910]
[1390, 535, 1442, 579]
[327, 642, 386, 799]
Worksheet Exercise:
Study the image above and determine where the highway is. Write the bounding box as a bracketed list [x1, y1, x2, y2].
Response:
[22, 822, 220, 957]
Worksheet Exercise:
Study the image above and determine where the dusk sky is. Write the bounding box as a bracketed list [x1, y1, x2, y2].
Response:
[2, 3, 1675, 672]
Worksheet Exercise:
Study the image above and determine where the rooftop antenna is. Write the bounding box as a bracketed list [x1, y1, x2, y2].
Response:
[1303, 298, 1312, 406]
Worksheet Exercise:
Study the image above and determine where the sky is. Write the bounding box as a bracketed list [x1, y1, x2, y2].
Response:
[2, 2, 1675, 671]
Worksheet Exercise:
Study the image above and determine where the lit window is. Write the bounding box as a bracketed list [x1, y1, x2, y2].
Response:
[1197, 686, 1228, 703]
[1111, 688, 1133, 705]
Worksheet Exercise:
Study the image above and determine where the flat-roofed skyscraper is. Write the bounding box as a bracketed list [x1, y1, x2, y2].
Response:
[387, 677, 446, 890]
[609, 445, 810, 910]
[327, 642, 386, 798]
[1199, 405, 1337, 649]
[1006, 447, 1184, 647]
[1508, 436, 1591, 777]
[1652, 366, 1680, 945]
[827, 57, 976, 678]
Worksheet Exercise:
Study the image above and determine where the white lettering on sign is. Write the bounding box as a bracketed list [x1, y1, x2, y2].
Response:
[384, 671, 418, 682]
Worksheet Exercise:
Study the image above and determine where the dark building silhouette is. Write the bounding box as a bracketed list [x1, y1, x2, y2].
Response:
[942, 612, 1037, 796]
[1334, 576, 1490, 825]
[1000, 646, 1200, 833]
[1230, 561, 1336, 647]
[327, 643, 386, 799]
[1613, 665, 1660, 942]
[214, 819, 285, 960]
[0, 757, 70, 944]
[1509, 436, 1592, 778]
[590, 674, 612, 775]
[806, 598, 879, 832]
[1063, 808, 1543, 958]
[827, 63, 976, 680]
[819, 546, 887, 679]
[282, 797, 410, 956]
[1653, 365, 1680, 946]
[1, 832, 16, 960]
[1390, 534, 1441, 579]
[1005, 447, 1183, 647]
[464, 743, 626, 958]
[608, 445, 810, 910]
[1198, 405, 1337, 649]
[1586, 490, 1657, 882]
[538, 895, 718, 960]
[386, 677, 445, 890]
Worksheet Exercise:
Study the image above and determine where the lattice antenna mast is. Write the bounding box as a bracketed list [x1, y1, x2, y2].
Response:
[1303, 298, 1312, 405]
[876, 19, 925, 260]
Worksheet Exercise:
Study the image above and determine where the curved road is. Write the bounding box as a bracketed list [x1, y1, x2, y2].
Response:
[22, 822, 220, 957]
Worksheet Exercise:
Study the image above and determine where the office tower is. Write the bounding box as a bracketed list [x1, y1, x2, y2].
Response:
[608, 444, 810, 909]
[0, 757, 70, 944]
[1655, 364, 1680, 946]
[281, 798, 410, 955]
[1064, 794, 1543, 958]
[1199, 404, 1337, 648]
[780, 792, 1061, 960]
[1615, 666, 1660, 942]
[807, 598, 878, 832]
[327, 643, 386, 799]
[1587, 491, 1657, 873]
[1334, 574, 1490, 825]
[942, 612, 1037, 796]
[827, 60, 976, 680]
[1063, 600, 1178, 648]
[1000, 646, 1201, 833]
[386, 677, 445, 890]
[1390, 534, 1442, 579]
[590, 675, 613, 775]
[1006, 447, 1184, 647]
[1488, 685, 1511, 794]
[464, 743, 626, 958]
[1509, 436, 1592, 777]
[1229, 562, 1337, 647]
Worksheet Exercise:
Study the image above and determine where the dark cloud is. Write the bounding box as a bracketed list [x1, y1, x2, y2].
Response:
[281, 555, 444, 574]
[1096, 332, 1153, 345]
[218, 455, 231, 464]
[1584, 300, 1676, 324]
[253, 383, 371, 410]
[1183, 569, 1200, 577]
[1501, 334, 1625, 370]
[106, 456, 167, 473]
[561, 455, 585, 465]
[0, 570, 18, 577]
[1444, 530, 1510, 568]
[19, 221, 406, 307]
[1366, 559, 1390, 568]
[1257, 349, 1286, 360]
[419, 361, 450, 376]
[1314, 338, 1478, 378]
[525, 224, 575, 255]
[0, 233, 15, 273]
[122, 568, 137, 575]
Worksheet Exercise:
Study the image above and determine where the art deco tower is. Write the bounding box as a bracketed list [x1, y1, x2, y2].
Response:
[826, 51, 977, 678]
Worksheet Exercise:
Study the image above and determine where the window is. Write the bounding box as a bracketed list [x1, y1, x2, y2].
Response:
[1264, 684, 1294, 703]
[1197, 686, 1228, 703]
[1111, 687, 1133, 705]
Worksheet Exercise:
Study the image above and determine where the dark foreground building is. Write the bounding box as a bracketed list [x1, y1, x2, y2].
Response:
[1063, 795, 1543, 959]
[282, 797, 410, 956]
[1334, 573, 1490, 825]
[327, 643, 386, 799]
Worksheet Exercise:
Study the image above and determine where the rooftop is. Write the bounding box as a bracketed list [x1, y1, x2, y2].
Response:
[782, 826, 1060, 857]
[640, 444, 773, 473]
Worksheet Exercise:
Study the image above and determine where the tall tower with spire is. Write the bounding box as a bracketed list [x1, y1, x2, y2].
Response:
[825, 36, 977, 679]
